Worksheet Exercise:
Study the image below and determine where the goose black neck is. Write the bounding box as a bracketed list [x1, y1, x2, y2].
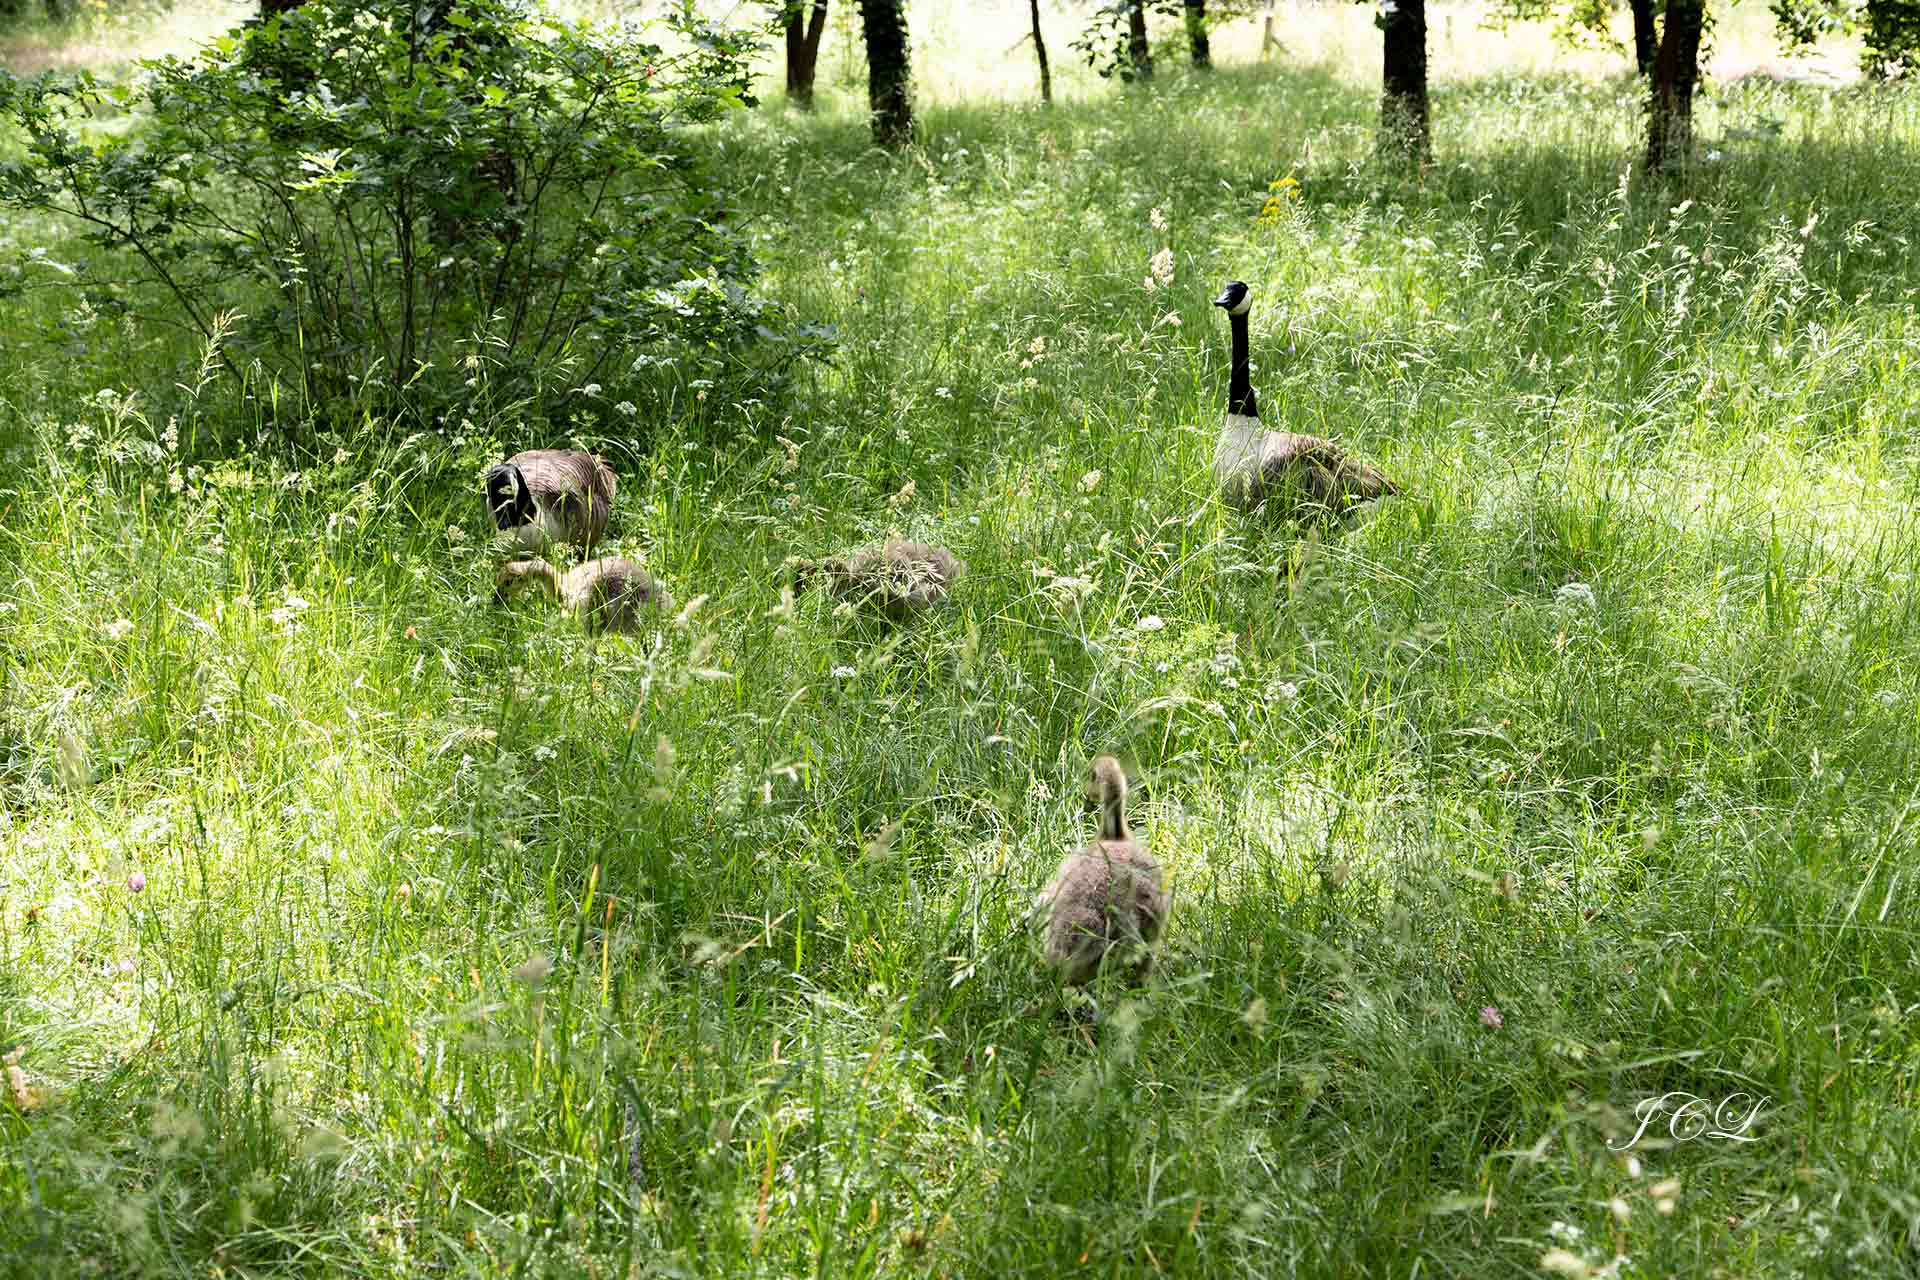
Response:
[1227, 312, 1259, 419]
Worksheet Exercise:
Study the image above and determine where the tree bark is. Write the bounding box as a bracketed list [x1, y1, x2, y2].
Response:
[858, 0, 913, 148]
[1185, 0, 1212, 69]
[1126, 0, 1153, 81]
[1645, 0, 1704, 176]
[1029, 0, 1053, 103]
[785, 0, 830, 111]
[1380, 0, 1428, 164]
[1629, 0, 1655, 78]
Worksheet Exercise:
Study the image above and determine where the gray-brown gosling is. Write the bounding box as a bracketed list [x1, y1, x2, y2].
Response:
[786, 539, 965, 620]
[1211, 280, 1396, 518]
[1034, 756, 1168, 988]
[485, 449, 617, 553]
[495, 557, 669, 635]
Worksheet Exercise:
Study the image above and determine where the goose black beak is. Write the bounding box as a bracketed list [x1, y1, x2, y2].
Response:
[1212, 289, 1235, 308]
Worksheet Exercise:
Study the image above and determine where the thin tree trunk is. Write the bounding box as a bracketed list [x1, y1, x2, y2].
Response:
[1126, 0, 1153, 81]
[1185, 0, 1212, 68]
[1380, 0, 1428, 164]
[1029, 0, 1053, 104]
[1645, 0, 1704, 176]
[1261, 0, 1281, 59]
[785, 0, 830, 110]
[1629, 0, 1655, 78]
[858, 0, 913, 148]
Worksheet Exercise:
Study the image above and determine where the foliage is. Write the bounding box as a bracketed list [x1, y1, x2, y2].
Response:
[1072, 0, 1261, 80]
[1776, 0, 1920, 77]
[0, 0, 824, 429]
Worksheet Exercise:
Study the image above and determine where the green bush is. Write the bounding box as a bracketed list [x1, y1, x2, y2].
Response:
[0, 0, 823, 428]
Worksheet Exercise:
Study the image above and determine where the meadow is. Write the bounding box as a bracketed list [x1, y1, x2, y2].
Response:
[3, 2, 1920, 1276]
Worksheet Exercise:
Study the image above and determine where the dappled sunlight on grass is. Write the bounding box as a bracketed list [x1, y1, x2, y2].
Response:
[3, 1, 1920, 1276]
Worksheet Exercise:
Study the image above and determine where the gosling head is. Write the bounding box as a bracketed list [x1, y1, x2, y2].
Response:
[1212, 280, 1252, 316]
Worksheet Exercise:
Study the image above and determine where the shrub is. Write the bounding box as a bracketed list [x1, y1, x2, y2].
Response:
[0, 0, 823, 429]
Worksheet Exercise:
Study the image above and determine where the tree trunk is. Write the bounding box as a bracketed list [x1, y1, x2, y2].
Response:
[1380, 0, 1428, 164]
[1645, 0, 1704, 176]
[1185, 0, 1212, 69]
[1126, 0, 1153, 81]
[1629, 0, 1655, 78]
[1029, 0, 1053, 104]
[1261, 0, 1281, 60]
[785, 0, 830, 111]
[858, 0, 913, 148]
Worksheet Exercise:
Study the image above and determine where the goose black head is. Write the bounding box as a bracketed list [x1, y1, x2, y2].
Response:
[1212, 280, 1252, 317]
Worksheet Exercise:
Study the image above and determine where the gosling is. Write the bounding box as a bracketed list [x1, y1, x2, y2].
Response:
[496, 557, 668, 635]
[787, 539, 965, 620]
[1034, 756, 1167, 987]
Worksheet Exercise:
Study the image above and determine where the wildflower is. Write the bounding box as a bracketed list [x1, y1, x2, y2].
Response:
[1554, 581, 1597, 611]
[1149, 246, 1174, 287]
[1149, 206, 1167, 232]
[934, 386, 952, 399]
[1079, 469, 1102, 493]
[126, 871, 147, 894]
[832, 665, 857, 680]
[1135, 615, 1166, 633]
[616, 401, 638, 417]
[1158, 311, 1182, 328]
[404, 625, 418, 640]
[1479, 1005, 1504, 1029]
[581, 383, 602, 396]
[105, 619, 135, 642]
[1538, 1250, 1588, 1279]
[446, 524, 466, 543]
[1275, 681, 1299, 701]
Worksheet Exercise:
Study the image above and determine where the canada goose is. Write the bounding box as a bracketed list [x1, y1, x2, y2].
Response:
[485, 449, 617, 553]
[786, 539, 965, 620]
[495, 557, 669, 635]
[1034, 756, 1167, 987]
[1211, 280, 1396, 517]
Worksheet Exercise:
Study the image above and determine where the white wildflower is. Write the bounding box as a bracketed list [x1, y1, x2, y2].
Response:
[1149, 206, 1167, 233]
[1135, 615, 1166, 633]
[105, 619, 135, 642]
[1554, 581, 1597, 611]
[832, 665, 857, 680]
[1149, 246, 1174, 286]
[616, 401, 638, 417]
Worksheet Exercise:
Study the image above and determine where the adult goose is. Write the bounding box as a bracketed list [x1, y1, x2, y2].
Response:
[485, 449, 617, 553]
[1211, 280, 1396, 517]
[1034, 756, 1168, 988]
[786, 539, 965, 620]
[496, 557, 668, 635]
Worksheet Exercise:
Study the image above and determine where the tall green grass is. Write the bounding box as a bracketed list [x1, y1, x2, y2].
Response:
[4, 24, 1920, 1280]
